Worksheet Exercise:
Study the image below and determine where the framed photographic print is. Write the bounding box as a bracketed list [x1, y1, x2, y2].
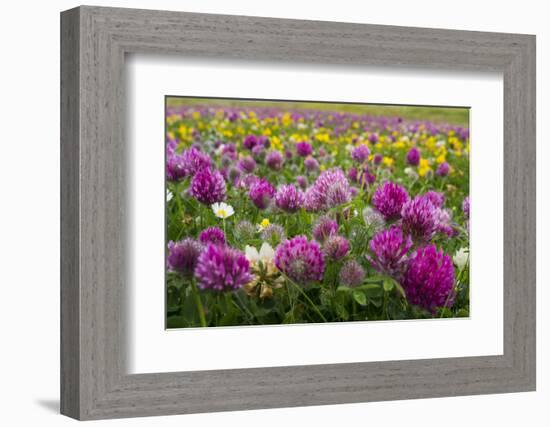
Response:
[164, 97, 471, 329]
[61, 6, 536, 420]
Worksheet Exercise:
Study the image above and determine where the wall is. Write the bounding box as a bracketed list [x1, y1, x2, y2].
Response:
[0, 0, 547, 425]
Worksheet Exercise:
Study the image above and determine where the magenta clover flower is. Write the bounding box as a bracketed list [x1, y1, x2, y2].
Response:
[296, 175, 308, 190]
[348, 167, 358, 183]
[423, 190, 445, 208]
[406, 147, 421, 166]
[275, 184, 305, 213]
[339, 260, 365, 287]
[238, 155, 257, 174]
[372, 181, 410, 220]
[402, 244, 456, 313]
[436, 162, 450, 177]
[323, 235, 350, 261]
[274, 236, 325, 285]
[434, 208, 455, 237]
[190, 168, 226, 205]
[304, 187, 322, 212]
[199, 227, 226, 245]
[312, 216, 339, 243]
[194, 244, 253, 292]
[265, 150, 284, 171]
[167, 238, 203, 276]
[304, 156, 319, 172]
[166, 147, 212, 182]
[251, 144, 265, 161]
[248, 178, 276, 210]
[166, 153, 186, 182]
[181, 147, 211, 176]
[310, 167, 352, 210]
[295, 141, 313, 157]
[400, 195, 439, 242]
[351, 144, 370, 163]
[358, 167, 376, 187]
[367, 226, 412, 277]
[243, 134, 259, 150]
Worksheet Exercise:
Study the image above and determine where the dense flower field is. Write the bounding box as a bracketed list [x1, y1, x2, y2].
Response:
[165, 100, 470, 328]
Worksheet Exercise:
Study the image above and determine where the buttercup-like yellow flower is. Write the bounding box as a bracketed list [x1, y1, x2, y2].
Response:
[418, 158, 432, 177]
[382, 156, 394, 167]
[393, 140, 406, 150]
[257, 218, 270, 232]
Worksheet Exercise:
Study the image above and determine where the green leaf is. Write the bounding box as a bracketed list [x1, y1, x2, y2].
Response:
[335, 303, 349, 320]
[319, 288, 332, 308]
[365, 275, 386, 284]
[352, 290, 367, 306]
[359, 284, 384, 298]
[181, 293, 199, 325]
[369, 297, 383, 308]
[336, 285, 352, 293]
[383, 278, 395, 292]
[166, 285, 181, 310]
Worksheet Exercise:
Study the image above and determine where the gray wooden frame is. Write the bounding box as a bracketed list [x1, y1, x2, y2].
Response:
[60, 5, 536, 421]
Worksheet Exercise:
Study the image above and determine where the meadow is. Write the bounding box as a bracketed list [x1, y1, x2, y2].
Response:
[165, 97, 470, 328]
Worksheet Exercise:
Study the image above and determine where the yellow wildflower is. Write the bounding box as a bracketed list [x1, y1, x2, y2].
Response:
[257, 218, 270, 232]
[315, 133, 330, 143]
[281, 112, 292, 127]
[393, 140, 406, 150]
[436, 153, 447, 164]
[270, 135, 283, 151]
[418, 158, 432, 177]
[382, 156, 394, 167]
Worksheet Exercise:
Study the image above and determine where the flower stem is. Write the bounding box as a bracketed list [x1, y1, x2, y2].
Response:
[283, 274, 327, 322]
[191, 279, 207, 327]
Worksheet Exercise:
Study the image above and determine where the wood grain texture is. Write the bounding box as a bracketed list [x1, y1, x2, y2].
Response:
[60, 5, 536, 420]
[60, 7, 80, 419]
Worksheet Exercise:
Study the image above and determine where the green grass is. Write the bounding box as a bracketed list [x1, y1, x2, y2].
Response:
[166, 96, 470, 127]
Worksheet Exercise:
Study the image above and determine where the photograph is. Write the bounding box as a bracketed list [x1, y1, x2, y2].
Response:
[165, 97, 470, 328]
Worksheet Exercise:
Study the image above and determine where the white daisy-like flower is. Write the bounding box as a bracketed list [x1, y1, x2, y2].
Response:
[453, 247, 469, 270]
[211, 202, 234, 219]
